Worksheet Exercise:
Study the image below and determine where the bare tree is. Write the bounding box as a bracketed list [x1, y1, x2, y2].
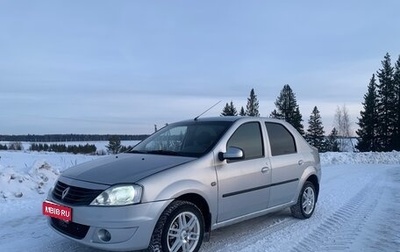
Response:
[334, 105, 354, 151]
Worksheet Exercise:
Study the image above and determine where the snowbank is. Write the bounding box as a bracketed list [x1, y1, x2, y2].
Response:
[0, 160, 58, 199]
[0, 151, 99, 201]
[320, 151, 400, 166]
[0, 150, 399, 201]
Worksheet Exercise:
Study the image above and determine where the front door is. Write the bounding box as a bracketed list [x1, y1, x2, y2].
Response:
[216, 122, 272, 222]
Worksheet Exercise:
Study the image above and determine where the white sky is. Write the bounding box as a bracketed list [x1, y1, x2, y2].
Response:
[1, 0, 399, 135]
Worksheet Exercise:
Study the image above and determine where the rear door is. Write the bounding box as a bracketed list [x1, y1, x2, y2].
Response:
[265, 122, 304, 207]
[216, 121, 272, 222]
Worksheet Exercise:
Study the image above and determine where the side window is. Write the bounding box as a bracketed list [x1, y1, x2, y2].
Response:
[265, 122, 296, 156]
[227, 122, 264, 160]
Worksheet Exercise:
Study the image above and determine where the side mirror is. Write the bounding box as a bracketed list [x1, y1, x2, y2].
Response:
[219, 147, 244, 161]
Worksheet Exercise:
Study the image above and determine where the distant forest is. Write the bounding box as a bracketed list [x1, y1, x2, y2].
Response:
[0, 134, 150, 142]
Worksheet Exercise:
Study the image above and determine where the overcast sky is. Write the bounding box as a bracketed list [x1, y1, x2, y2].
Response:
[1, 0, 399, 135]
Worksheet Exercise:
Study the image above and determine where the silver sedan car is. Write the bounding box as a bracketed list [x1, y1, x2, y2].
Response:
[43, 116, 321, 252]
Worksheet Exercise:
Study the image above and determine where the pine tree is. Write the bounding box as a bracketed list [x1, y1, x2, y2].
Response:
[327, 128, 340, 152]
[245, 88, 260, 116]
[221, 101, 238, 116]
[376, 53, 396, 151]
[356, 74, 379, 152]
[239, 106, 246, 116]
[106, 136, 122, 154]
[393, 55, 400, 151]
[271, 84, 304, 135]
[293, 107, 305, 136]
[306, 106, 326, 151]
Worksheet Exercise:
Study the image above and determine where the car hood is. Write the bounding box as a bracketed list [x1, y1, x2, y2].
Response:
[61, 153, 196, 185]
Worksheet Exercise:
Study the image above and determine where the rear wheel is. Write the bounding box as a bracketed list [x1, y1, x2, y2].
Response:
[149, 200, 204, 252]
[291, 181, 316, 219]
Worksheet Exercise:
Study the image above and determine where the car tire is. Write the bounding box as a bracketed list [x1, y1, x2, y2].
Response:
[148, 200, 205, 252]
[290, 181, 316, 219]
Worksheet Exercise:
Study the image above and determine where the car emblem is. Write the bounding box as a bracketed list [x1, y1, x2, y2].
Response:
[61, 187, 70, 200]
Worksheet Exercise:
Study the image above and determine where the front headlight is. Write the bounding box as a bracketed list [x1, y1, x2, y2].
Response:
[90, 185, 143, 206]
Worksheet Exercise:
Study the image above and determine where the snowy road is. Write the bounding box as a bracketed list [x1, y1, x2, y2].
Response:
[1, 158, 400, 251]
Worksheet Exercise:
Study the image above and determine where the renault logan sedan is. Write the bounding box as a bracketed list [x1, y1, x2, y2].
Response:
[43, 116, 321, 252]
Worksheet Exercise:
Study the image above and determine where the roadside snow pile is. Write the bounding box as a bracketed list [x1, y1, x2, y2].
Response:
[0, 151, 99, 201]
[0, 160, 59, 200]
[0, 150, 399, 201]
[320, 151, 400, 166]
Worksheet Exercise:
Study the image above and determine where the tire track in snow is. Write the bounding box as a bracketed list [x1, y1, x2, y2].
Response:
[355, 167, 400, 252]
[292, 170, 394, 252]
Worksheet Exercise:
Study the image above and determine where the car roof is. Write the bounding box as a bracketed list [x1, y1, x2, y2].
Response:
[176, 116, 286, 124]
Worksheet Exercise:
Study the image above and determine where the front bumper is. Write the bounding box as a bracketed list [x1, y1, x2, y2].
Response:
[46, 196, 173, 251]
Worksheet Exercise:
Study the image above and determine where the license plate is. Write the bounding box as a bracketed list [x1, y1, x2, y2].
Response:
[42, 201, 72, 222]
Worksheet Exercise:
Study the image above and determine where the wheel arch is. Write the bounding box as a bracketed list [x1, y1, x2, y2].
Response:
[306, 174, 320, 202]
[176, 193, 212, 240]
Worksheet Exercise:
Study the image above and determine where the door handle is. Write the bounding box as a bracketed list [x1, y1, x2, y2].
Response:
[298, 160, 304, 166]
[261, 167, 269, 173]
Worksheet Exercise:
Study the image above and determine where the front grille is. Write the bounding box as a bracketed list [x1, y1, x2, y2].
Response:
[51, 218, 90, 240]
[52, 181, 103, 206]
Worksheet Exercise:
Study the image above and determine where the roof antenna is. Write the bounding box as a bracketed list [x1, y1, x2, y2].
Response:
[194, 100, 222, 121]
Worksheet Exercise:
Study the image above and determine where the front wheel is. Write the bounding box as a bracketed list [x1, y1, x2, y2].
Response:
[149, 200, 205, 252]
[291, 181, 317, 219]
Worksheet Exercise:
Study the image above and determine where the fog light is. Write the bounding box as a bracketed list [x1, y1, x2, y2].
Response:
[98, 229, 111, 242]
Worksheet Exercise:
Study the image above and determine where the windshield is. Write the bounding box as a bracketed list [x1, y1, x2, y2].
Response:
[130, 120, 232, 157]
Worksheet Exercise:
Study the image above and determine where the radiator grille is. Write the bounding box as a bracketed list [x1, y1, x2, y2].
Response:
[52, 181, 103, 206]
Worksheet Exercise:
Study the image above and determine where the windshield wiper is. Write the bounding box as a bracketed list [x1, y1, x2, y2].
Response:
[128, 150, 146, 154]
[145, 150, 180, 156]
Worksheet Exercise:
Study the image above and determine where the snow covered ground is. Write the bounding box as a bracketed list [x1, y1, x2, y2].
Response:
[0, 150, 399, 251]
